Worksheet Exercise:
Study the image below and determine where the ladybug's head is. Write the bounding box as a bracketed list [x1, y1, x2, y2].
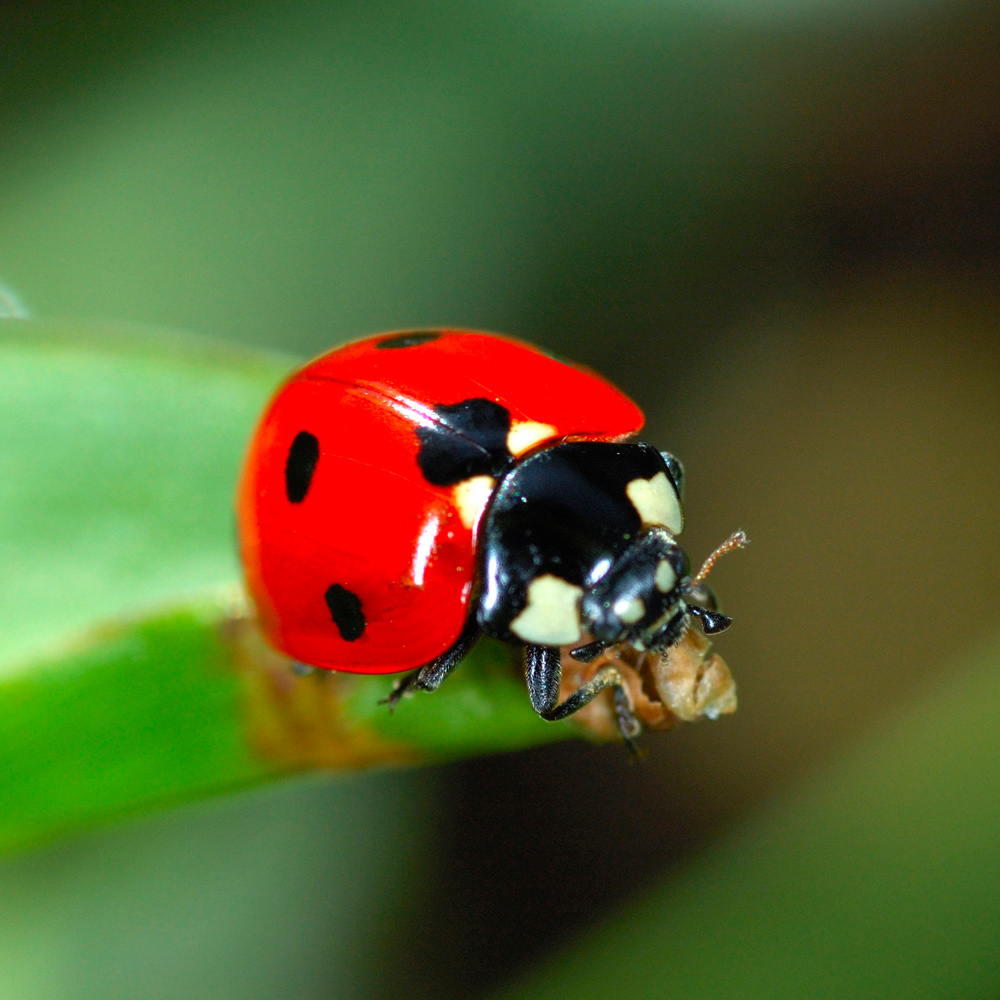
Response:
[578, 527, 746, 655]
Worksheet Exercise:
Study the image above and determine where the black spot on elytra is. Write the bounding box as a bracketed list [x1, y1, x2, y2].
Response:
[416, 398, 513, 486]
[376, 331, 442, 350]
[324, 584, 366, 641]
[285, 431, 320, 503]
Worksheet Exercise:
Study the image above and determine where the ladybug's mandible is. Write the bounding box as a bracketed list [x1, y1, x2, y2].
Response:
[237, 329, 737, 743]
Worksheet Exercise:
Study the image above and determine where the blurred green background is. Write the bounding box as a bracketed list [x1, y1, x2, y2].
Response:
[2, 0, 999, 996]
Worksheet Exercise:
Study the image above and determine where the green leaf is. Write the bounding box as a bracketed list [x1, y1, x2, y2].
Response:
[0, 320, 291, 668]
[0, 322, 569, 854]
[0, 599, 273, 854]
[0, 595, 569, 854]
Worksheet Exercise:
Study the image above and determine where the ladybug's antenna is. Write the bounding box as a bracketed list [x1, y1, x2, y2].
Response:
[688, 529, 748, 588]
[679, 530, 747, 636]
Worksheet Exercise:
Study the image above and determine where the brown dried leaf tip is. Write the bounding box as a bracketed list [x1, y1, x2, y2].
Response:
[221, 604, 414, 770]
[560, 625, 737, 741]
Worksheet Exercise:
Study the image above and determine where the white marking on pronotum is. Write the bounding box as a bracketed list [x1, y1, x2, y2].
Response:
[626, 472, 683, 534]
[410, 511, 440, 587]
[510, 574, 584, 645]
[655, 559, 677, 593]
[615, 596, 645, 624]
[452, 475, 496, 530]
[507, 420, 557, 457]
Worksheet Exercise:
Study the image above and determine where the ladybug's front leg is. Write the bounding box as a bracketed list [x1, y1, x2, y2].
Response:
[523, 645, 642, 753]
[381, 617, 481, 710]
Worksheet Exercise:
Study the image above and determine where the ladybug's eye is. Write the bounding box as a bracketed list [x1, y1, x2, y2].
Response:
[659, 450, 685, 499]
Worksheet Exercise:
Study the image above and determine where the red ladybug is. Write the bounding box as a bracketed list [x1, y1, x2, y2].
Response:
[237, 329, 734, 742]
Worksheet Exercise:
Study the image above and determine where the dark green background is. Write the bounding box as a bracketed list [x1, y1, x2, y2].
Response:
[1, 0, 998, 996]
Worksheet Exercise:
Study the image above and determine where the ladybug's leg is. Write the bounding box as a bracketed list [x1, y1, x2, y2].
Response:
[523, 645, 642, 752]
[413, 622, 480, 691]
[568, 639, 612, 663]
[381, 618, 481, 710]
[380, 670, 420, 709]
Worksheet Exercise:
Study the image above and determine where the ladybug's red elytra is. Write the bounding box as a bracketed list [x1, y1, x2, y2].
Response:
[237, 329, 741, 745]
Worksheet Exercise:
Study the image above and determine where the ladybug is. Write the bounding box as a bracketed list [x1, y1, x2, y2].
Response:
[237, 329, 738, 744]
